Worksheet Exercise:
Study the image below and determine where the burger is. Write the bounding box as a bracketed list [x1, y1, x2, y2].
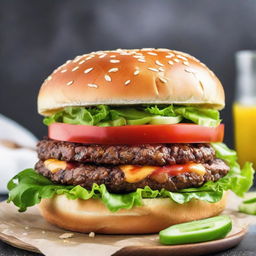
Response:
[7, 48, 254, 234]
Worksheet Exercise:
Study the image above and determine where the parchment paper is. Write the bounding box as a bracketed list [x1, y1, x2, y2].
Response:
[0, 193, 255, 256]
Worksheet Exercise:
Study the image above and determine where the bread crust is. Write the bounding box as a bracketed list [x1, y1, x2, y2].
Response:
[39, 193, 227, 234]
[38, 49, 225, 115]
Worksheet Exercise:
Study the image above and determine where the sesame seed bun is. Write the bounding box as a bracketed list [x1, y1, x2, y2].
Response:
[39, 193, 227, 234]
[38, 48, 225, 115]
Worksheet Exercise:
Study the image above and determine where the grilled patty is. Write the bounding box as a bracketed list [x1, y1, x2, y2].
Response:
[37, 139, 215, 166]
[35, 159, 229, 193]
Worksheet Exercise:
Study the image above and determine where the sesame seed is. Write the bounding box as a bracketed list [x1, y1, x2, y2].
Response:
[177, 55, 187, 61]
[142, 48, 154, 51]
[110, 59, 120, 63]
[95, 51, 104, 55]
[168, 61, 174, 65]
[183, 61, 189, 66]
[67, 80, 74, 86]
[147, 52, 157, 56]
[66, 60, 72, 64]
[110, 55, 116, 58]
[72, 66, 79, 72]
[124, 80, 131, 85]
[158, 67, 165, 72]
[155, 60, 164, 67]
[105, 74, 111, 82]
[134, 69, 140, 75]
[86, 56, 93, 60]
[84, 67, 94, 74]
[184, 68, 196, 74]
[73, 56, 82, 63]
[22, 232, 28, 236]
[108, 68, 119, 73]
[61, 69, 67, 73]
[79, 60, 85, 65]
[138, 59, 146, 63]
[42, 231, 46, 234]
[88, 83, 98, 88]
[147, 67, 158, 72]
[133, 55, 142, 59]
[165, 53, 175, 58]
[58, 64, 65, 69]
[159, 77, 168, 83]
[99, 54, 107, 58]
[47, 76, 52, 81]
[157, 48, 169, 52]
[120, 52, 130, 55]
[53, 69, 58, 74]
[174, 58, 180, 63]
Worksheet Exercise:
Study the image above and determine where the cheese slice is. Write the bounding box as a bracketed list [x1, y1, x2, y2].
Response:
[120, 163, 206, 183]
[188, 163, 206, 176]
[44, 159, 206, 182]
[44, 159, 67, 173]
[120, 165, 156, 183]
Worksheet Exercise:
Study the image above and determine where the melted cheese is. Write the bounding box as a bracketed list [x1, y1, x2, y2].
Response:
[44, 159, 67, 173]
[188, 163, 206, 176]
[120, 165, 156, 183]
[120, 163, 206, 183]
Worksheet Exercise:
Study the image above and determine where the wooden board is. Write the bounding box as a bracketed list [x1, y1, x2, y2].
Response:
[0, 226, 247, 256]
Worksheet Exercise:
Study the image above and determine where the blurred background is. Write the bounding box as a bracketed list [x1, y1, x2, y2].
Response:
[0, 0, 256, 147]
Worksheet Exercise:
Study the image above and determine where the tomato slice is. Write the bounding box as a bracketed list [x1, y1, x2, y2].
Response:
[48, 123, 224, 144]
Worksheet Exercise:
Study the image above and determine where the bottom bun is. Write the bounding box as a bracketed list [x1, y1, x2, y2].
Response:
[39, 193, 227, 234]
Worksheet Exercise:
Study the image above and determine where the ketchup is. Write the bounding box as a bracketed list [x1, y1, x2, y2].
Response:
[150, 163, 205, 183]
[152, 163, 194, 176]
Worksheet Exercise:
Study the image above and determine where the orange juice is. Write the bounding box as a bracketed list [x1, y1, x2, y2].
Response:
[233, 103, 256, 167]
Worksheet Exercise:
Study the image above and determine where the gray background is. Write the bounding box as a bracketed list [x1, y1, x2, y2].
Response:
[1, 0, 256, 147]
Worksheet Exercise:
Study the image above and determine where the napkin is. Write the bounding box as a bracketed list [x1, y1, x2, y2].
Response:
[0, 114, 38, 193]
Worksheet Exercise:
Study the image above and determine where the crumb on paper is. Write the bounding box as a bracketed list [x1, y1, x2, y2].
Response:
[41, 230, 46, 234]
[89, 232, 95, 238]
[59, 232, 74, 239]
[25, 226, 29, 230]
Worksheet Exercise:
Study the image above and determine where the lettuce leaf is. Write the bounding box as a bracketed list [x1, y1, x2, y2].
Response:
[146, 105, 221, 127]
[43, 105, 221, 127]
[7, 143, 254, 212]
[211, 143, 254, 197]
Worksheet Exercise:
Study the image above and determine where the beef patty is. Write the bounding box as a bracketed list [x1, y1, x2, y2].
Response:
[35, 159, 229, 193]
[37, 139, 215, 166]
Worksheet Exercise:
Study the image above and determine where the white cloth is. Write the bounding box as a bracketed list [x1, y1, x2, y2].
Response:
[0, 114, 38, 193]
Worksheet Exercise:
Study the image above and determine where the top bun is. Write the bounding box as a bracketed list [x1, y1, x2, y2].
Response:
[38, 48, 225, 116]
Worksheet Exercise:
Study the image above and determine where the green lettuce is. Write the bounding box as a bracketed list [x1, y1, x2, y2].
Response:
[7, 143, 254, 212]
[43, 105, 221, 127]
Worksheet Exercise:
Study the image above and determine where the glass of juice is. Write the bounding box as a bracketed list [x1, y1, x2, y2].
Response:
[233, 50, 256, 167]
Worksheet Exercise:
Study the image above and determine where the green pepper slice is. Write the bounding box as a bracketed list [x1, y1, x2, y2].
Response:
[239, 192, 256, 215]
[159, 215, 232, 245]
